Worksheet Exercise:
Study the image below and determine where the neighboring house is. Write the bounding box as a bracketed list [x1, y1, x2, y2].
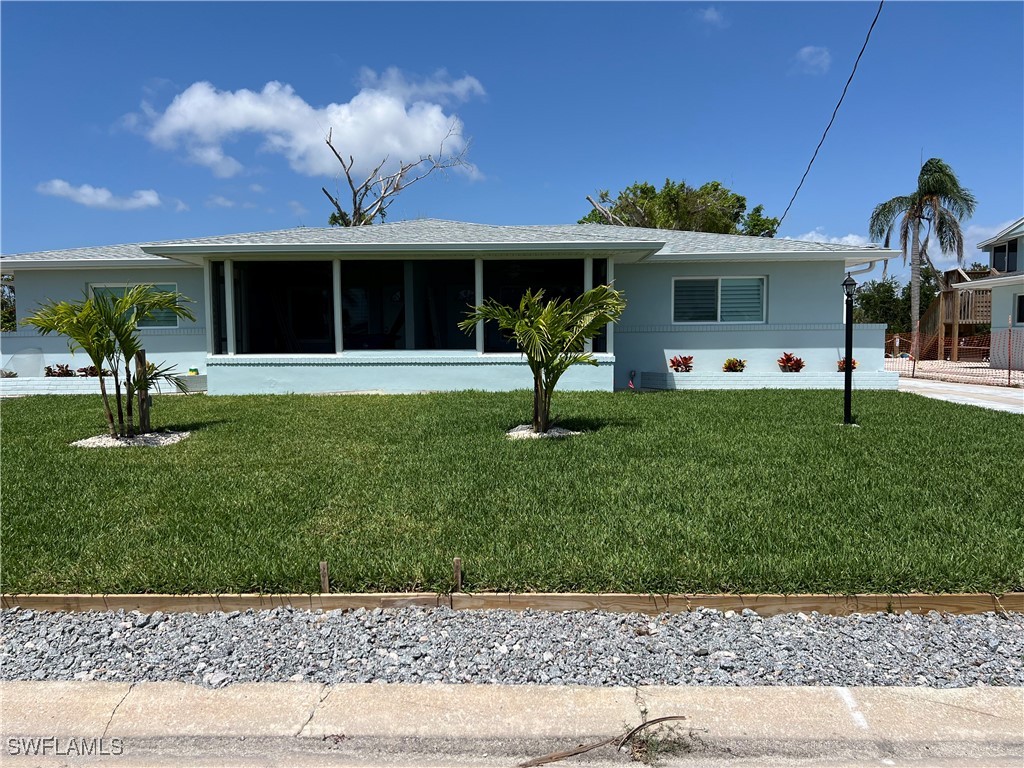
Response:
[0, 219, 900, 393]
[960, 217, 1024, 371]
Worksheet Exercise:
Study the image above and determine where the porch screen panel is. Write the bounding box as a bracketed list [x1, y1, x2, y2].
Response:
[341, 261, 405, 350]
[212, 262, 227, 354]
[483, 260, 584, 352]
[592, 258, 608, 353]
[409, 260, 475, 350]
[720, 278, 764, 322]
[673, 279, 717, 322]
[233, 262, 334, 354]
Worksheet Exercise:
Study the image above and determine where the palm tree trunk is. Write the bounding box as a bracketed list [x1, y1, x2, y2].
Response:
[910, 225, 922, 360]
[124, 359, 135, 437]
[112, 374, 125, 438]
[97, 375, 117, 438]
[533, 371, 544, 432]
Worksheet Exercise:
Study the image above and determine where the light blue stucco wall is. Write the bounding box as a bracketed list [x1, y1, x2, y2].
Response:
[206, 352, 614, 394]
[1, 266, 206, 376]
[2, 257, 893, 391]
[988, 283, 1024, 370]
[612, 261, 885, 388]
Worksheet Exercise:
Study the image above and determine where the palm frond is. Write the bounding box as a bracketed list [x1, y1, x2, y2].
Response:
[868, 195, 914, 242]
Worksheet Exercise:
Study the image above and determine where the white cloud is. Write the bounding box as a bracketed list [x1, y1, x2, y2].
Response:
[697, 6, 726, 27]
[248, 183, 265, 193]
[172, 199, 189, 213]
[794, 46, 831, 75]
[131, 69, 483, 180]
[356, 67, 484, 105]
[288, 200, 309, 219]
[206, 195, 236, 208]
[789, 228, 871, 247]
[36, 179, 162, 211]
[964, 220, 1014, 259]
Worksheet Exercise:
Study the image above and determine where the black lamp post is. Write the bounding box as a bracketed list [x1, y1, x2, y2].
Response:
[842, 273, 857, 424]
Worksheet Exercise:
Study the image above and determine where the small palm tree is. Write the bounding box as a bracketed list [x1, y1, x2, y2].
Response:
[868, 158, 976, 358]
[24, 285, 195, 437]
[91, 286, 195, 436]
[459, 285, 626, 433]
[24, 298, 118, 437]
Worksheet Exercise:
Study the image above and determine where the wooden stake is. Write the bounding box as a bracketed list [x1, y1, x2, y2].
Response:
[319, 561, 330, 594]
[453, 557, 462, 592]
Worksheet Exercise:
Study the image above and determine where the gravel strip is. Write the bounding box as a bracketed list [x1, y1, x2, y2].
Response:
[2, 606, 1021, 688]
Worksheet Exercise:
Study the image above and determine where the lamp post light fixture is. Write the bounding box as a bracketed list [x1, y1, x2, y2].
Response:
[842, 273, 857, 424]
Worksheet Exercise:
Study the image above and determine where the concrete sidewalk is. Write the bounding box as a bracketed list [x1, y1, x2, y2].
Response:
[2, 682, 1021, 766]
[898, 378, 1024, 414]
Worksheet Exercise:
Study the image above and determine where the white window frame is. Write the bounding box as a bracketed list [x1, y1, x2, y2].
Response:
[1014, 293, 1024, 326]
[88, 282, 181, 329]
[671, 276, 767, 324]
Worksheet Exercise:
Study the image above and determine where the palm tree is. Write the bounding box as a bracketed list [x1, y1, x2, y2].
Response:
[91, 285, 195, 436]
[868, 158, 976, 358]
[24, 298, 118, 437]
[459, 285, 626, 433]
[24, 285, 195, 437]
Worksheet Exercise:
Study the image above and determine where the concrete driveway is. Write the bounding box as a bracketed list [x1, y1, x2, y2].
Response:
[899, 378, 1024, 415]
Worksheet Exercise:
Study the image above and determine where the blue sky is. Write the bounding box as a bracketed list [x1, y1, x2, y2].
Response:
[2, 1, 1021, 281]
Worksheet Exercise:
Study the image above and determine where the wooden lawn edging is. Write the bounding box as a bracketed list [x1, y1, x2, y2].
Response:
[2, 592, 1021, 616]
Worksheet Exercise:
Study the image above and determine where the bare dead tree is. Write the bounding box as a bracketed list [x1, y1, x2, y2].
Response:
[585, 190, 653, 228]
[585, 193, 628, 227]
[321, 123, 469, 226]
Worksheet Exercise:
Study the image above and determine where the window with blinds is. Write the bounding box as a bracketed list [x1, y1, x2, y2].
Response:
[89, 283, 180, 328]
[672, 277, 765, 323]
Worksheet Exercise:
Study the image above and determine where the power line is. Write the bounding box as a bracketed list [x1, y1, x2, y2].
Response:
[777, 0, 885, 228]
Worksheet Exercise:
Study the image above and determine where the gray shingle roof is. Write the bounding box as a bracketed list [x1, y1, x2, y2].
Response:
[525, 223, 881, 254]
[1, 241, 168, 263]
[2, 218, 889, 264]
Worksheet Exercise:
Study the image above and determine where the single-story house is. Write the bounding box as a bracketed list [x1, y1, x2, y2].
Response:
[1, 219, 900, 393]
[967, 216, 1024, 371]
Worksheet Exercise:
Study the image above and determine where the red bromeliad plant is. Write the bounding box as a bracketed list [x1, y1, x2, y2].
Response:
[722, 358, 746, 372]
[77, 365, 113, 377]
[668, 354, 693, 372]
[777, 352, 805, 372]
[44, 363, 75, 377]
[837, 357, 858, 372]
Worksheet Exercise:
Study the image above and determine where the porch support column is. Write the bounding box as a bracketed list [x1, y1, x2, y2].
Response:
[203, 259, 214, 355]
[584, 257, 594, 353]
[333, 259, 343, 353]
[225, 259, 236, 355]
[475, 258, 484, 354]
[605, 258, 614, 355]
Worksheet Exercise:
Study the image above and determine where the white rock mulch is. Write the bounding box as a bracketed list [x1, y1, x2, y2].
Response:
[71, 431, 190, 449]
[506, 424, 582, 440]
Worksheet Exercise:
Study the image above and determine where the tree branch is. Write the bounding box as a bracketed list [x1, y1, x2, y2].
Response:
[585, 195, 628, 227]
[324, 121, 469, 226]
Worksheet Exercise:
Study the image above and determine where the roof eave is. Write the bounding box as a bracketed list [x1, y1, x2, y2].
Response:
[976, 216, 1024, 248]
[0, 257, 196, 271]
[954, 272, 1024, 290]
[640, 249, 897, 266]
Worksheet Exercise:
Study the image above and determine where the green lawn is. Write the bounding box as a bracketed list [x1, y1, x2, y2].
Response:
[2, 390, 1021, 595]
